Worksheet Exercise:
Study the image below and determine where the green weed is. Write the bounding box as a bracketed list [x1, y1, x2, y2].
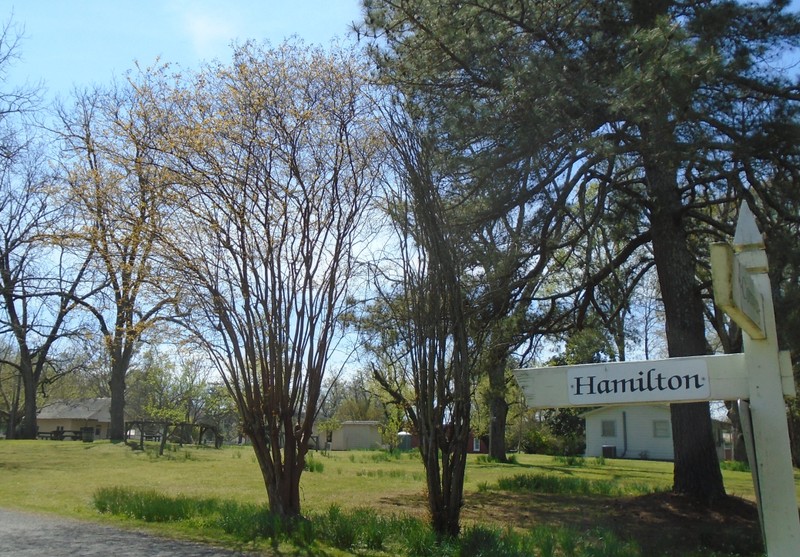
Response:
[496, 473, 666, 497]
[720, 460, 750, 472]
[304, 454, 324, 473]
[554, 455, 586, 467]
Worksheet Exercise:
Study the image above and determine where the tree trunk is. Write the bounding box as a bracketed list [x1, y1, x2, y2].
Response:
[19, 367, 38, 439]
[488, 392, 508, 461]
[247, 418, 304, 519]
[726, 402, 749, 463]
[646, 152, 725, 503]
[109, 365, 127, 442]
[787, 399, 800, 468]
[6, 373, 22, 439]
[484, 342, 509, 461]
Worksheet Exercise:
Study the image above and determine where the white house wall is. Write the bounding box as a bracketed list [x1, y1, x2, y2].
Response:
[584, 405, 674, 461]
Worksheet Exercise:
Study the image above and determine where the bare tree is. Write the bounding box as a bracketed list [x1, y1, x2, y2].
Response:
[163, 40, 383, 518]
[55, 74, 178, 441]
[0, 126, 98, 438]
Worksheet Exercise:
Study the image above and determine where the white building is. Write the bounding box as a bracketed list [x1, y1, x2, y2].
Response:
[583, 404, 731, 461]
[329, 420, 382, 450]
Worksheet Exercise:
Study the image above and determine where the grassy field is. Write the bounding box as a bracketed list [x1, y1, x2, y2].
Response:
[1, 440, 797, 555]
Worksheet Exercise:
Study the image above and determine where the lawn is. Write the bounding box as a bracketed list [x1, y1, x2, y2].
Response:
[1, 440, 796, 556]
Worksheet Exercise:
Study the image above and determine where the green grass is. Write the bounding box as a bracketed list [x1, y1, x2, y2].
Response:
[0, 441, 781, 513]
[0, 440, 793, 555]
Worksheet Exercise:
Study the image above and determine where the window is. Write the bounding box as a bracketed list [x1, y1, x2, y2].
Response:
[653, 420, 670, 438]
[473, 437, 481, 452]
[601, 420, 616, 437]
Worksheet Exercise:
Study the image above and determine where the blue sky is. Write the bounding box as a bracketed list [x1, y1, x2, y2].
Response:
[3, 1, 363, 98]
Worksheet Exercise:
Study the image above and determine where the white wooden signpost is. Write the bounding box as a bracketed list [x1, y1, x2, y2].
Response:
[512, 203, 800, 557]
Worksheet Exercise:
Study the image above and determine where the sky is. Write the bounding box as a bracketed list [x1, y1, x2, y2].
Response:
[3, 0, 364, 98]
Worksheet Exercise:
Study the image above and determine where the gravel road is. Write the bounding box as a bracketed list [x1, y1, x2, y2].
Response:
[0, 508, 254, 556]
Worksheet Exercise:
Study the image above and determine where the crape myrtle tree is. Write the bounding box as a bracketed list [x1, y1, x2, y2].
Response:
[360, 0, 800, 503]
[362, 113, 471, 537]
[161, 40, 384, 518]
[56, 76, 179, 441]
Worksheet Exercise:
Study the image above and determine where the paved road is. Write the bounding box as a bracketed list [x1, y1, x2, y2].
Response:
[0, 508, 254, 556]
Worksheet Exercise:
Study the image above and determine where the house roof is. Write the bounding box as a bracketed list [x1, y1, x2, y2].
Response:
[37, 398, 112, 422]
[580, 403, 671, 418]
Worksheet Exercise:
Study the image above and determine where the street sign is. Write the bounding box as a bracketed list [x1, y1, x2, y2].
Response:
[512, 202, 800, 557]
[711, 243, 765, 339]
[513, 352, 794, 409]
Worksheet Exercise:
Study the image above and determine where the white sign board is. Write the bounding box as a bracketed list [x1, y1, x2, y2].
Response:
[513, 352, 794, 410]
[711, 243, 765, 339]
[566, 359, 709, 405]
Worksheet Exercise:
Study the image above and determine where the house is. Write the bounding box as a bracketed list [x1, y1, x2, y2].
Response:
[37, 398, 114, 440]
[468, 431, 488, 454]
[583, 404, 731, 461]
[329, 420, 382, 450]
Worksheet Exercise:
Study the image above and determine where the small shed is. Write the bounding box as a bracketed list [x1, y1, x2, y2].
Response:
[583, 404, 731, 461]
[330, 420, 382, 450]
[37, 398, 113, 440]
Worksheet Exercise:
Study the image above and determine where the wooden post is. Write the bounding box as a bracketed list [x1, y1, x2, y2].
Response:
[729, 204, 799, 557]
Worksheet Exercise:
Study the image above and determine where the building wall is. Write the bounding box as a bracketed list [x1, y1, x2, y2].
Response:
[330, 421, 381, 450]
[584, 405, 674, 460]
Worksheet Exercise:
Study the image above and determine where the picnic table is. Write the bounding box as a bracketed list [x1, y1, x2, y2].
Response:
[37, 430, 83, 441]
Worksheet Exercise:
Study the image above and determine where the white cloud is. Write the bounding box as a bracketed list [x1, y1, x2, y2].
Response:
[183, 11, 238, 59]
[163, 0, 245, 61]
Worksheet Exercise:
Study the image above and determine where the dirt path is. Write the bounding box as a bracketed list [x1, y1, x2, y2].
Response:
[0, 508, 253, 556]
